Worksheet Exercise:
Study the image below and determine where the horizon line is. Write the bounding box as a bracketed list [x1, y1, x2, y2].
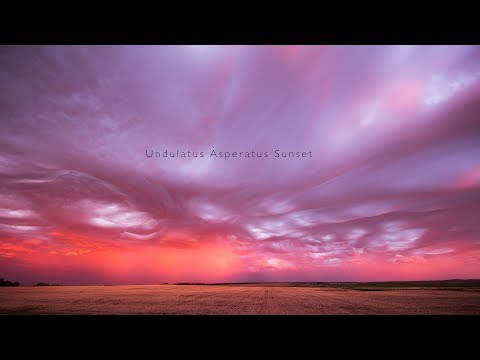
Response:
[10, 278, 480, 287]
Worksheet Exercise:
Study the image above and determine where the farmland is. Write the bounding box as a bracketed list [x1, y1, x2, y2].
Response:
[1, 281, 479, 315]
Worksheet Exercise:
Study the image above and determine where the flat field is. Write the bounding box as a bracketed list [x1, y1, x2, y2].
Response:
[1, 282, 480, 314]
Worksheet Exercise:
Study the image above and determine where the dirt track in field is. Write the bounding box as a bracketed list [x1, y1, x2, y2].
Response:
[1, 285, 479, 314]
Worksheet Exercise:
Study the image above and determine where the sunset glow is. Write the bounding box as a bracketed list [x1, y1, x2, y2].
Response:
[1, 45, 480, 284]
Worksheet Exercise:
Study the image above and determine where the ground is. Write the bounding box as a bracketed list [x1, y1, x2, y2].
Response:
[1, 283, 479, 314]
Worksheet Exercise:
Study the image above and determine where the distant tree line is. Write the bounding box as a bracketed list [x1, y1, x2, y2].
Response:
[35, 282, 60, 286]
[174, 282, 206, 285]
[0, 278, 19, 287]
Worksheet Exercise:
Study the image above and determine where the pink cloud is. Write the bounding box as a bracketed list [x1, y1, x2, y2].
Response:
[0, 45, 480, 284]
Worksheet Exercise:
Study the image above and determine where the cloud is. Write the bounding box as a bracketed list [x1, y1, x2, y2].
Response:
[0, 45, 480, 284]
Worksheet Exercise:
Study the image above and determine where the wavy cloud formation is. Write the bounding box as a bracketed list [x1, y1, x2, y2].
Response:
[0, 45, 479, 284]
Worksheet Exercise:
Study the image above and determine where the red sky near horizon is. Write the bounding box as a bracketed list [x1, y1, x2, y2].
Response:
[1, 45, 480, 285]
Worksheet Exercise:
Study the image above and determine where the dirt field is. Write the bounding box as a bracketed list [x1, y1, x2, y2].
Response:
[1, 284, 479, 314]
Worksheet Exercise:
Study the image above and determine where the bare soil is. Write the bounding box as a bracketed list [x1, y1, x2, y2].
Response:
[1, 284, 479, 314]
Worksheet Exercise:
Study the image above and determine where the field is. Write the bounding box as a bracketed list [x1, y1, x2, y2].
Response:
[1, 281, 480, 315]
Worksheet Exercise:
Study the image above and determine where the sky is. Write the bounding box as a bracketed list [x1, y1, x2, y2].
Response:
[1, 45, 480, 285]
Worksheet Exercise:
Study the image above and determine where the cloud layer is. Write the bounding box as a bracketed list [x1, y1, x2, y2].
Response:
[1, 45, 480, 284]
